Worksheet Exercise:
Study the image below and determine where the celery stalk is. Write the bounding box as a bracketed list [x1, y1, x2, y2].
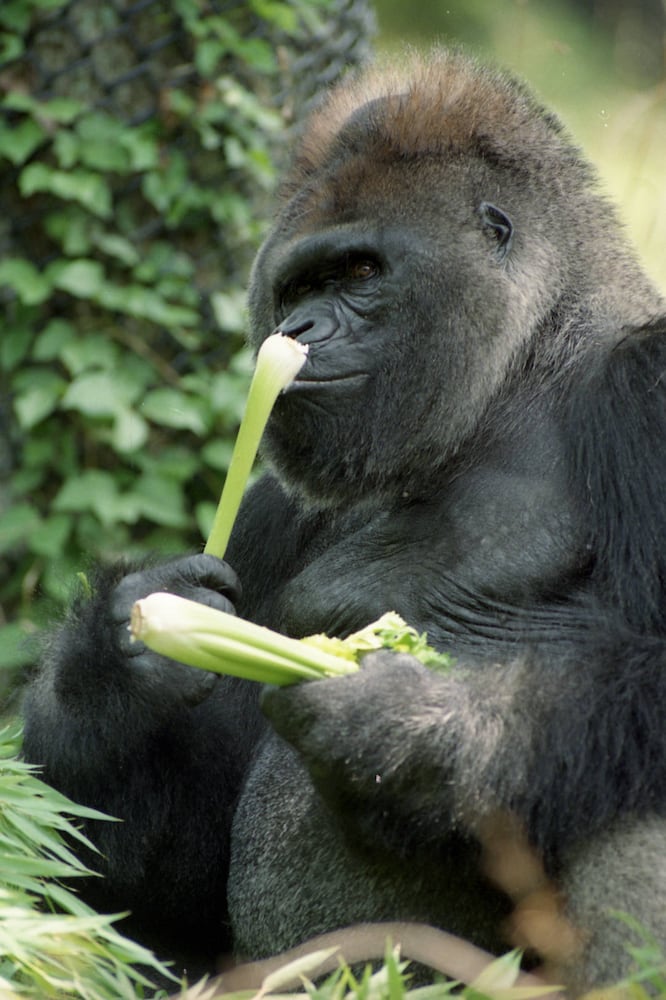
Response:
[130, 596, 455, 686]
[130, 593, 358, 685]
[204, 334, 308, 559]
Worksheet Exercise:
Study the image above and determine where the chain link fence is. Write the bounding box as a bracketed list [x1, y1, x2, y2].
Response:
[1, 0, 375, 278]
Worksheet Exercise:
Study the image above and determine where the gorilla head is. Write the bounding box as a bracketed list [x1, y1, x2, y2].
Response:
[247, 51, 652, 506]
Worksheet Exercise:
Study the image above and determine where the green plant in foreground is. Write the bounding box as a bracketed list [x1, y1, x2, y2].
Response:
[609, 912, 666, 998]
[130, 598, 455, 686]
[0, 725, 174, 998]
[210, 940, 555, 1000]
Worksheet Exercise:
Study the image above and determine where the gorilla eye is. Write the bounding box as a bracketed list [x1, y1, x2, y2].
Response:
[347, 259, 380, 281]
[281, 278, 313, 308]
[479, 202, 514, 260]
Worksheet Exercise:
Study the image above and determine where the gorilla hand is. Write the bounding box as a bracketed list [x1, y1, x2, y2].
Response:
[110, 553, 241, 706]
[261, 651, 467, 854]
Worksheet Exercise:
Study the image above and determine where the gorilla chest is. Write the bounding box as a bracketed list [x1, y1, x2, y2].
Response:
[273, 466, 585, 646]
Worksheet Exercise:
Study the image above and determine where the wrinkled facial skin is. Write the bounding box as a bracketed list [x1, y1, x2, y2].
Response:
[246, 135, 524, 507]
[270, 227, 401, 391]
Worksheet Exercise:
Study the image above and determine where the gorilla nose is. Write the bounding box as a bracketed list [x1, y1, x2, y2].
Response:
[277, 304, 338, 346]
[277, 316, 315, 339]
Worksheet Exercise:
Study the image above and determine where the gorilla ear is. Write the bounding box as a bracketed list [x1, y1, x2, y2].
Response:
[479, 202, 514, 260]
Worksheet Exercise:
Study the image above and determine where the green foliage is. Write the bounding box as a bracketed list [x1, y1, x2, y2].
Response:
[0, 724, 175, 997]
[214, 941, 553, 1000]
[0, 0, 328, 673]
[373, 0, 666, 292]
[609, 912, 666, 997]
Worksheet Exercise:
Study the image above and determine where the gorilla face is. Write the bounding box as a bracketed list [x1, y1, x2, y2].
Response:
[248, 164, 522, 505]
[245, 66, 599, 505]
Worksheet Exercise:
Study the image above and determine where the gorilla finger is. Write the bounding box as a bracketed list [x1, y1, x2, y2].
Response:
[179, 668, 218, 707]
[109, 555, 240, 627]
[117, 629, 145, 658]
[178, 586, 236, 615]
[359, 650, 432, 677]
[176, 553, 242, 604]
[260, 682, 321, 741]
[128, 648, 219, 705]
[110, 569, 159, 626]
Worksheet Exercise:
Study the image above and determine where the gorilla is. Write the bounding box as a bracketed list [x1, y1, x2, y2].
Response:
[23, 49, 666, 993]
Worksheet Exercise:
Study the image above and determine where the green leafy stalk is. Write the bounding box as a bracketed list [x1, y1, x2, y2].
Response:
[130, 596, 455, 685]
[0, 725, 175, 999]
[131, 592, 358, 684]
[204, 333, 308, 558]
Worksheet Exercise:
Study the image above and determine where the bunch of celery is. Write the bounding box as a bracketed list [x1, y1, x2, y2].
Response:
[130, 600, 454, 685]
[130, 332, 454, 684]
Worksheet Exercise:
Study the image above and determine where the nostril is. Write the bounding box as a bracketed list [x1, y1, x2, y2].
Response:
[276, 318, 315, 339]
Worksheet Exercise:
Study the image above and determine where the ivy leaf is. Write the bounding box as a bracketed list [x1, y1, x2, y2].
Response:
[0, 622, 37, 669]
[60, 334, 118, 375]
[49, 258, 105, 299]
[235, 36, 275, 73]
[135, 446, 199, 482]
[53, 129, 80, 170]
[29, 514, 72, 559]
[45, 207, 93, 256]
[93, 232, 140, 267]
[250, 0, 298, 33]
[0, 118, 45, 165]
[0, 3, 30, 32]
[0, 258, 52, 305]
[33, 319, 77, 361]
[133, 474, 189, 528]
[210, 289, 246, 332]
[61, 371, 140, 417]
[223, 136, 247, 170]
[195, 500, 216, 541]
[20, 163, 112, 218]
[1, 324, 33, 370]
[141, 389, 211, 435]
[75, 112, 129, 172]
[0, 32, 23, 62]
[33, 95, 85, 124]
[202, 439, 233, 471]
[112, 407, 150, 454]
[0, 504, 41, 553]
[13, 371, 66, 429]
[195, 38, 223, 78]
[97, 282, 199, 326]
[120, 124, 160, 171]
[53, 471, 142, 527]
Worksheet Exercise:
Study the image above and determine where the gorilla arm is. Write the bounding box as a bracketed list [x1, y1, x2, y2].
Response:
[260, 322, 666, 873]
[22, 555, 265, 957]
[262, 630, 666, 871]
[569, 320, 666, 635]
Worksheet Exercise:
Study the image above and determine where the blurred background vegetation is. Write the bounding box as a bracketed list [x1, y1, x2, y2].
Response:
[1, 0, 664, 701]
[374, 0, 666, 292]
[0, 0, 375, 698]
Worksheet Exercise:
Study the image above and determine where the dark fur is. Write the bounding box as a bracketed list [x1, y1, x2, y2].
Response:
[23, 50, 666, 990]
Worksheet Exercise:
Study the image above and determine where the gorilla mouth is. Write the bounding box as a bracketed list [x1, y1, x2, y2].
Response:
[285, 372, 369, 393]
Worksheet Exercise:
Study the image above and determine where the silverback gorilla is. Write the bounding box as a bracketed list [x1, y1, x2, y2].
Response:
[23, 50, 666, 992]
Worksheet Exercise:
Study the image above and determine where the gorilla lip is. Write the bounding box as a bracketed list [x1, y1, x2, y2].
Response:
[285, 372, 369, 392]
